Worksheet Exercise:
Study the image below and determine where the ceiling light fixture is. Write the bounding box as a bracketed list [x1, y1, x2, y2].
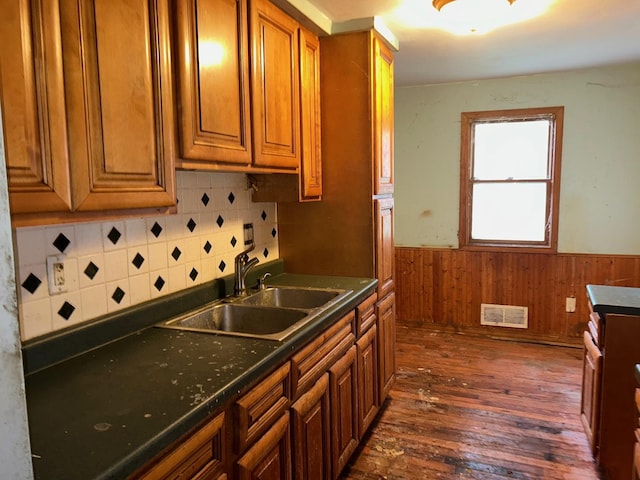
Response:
[430, 0, 552, 35]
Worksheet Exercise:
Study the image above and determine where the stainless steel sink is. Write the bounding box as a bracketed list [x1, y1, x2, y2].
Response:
[237, 286, 344, 309]
[155, 286, 352, 341]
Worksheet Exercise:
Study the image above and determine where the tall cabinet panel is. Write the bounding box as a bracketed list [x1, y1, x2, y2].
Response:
[0, 0, 72, 214]
[277, 29, 396, 407]
[175, 0, 252, 166]
[60, 0, 176, 211]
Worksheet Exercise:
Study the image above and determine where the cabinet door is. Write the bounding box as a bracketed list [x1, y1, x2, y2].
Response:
[0, 0, 72, 214]
[60, 0, 176, 211]
[328, 345, 358, 479]
[291, 373, 330, 480]
[375, 198, 394, 300]
[250, 0, 300, 169]
[357, 325, 379, 437]
[580, 330, 602, 455]
[373, 35, 394, 196]
[236, 412, 292, 480]
[175, 0, 252, 167]
[298, 26, 322, 201]
[377, 292, 396, 404]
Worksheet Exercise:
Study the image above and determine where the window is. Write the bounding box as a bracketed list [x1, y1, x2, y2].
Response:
[459, 106, 564, 252]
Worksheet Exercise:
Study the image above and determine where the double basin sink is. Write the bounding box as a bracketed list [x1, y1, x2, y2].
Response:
[156, 286, 351, 341]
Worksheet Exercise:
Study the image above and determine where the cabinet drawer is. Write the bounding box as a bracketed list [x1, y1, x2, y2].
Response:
[138, 411, 226, 480]
[291, 312, 355, 399]
[589, 312, 603, 348]
[356, 293, 377, 337]
[234, 362, 291, 453]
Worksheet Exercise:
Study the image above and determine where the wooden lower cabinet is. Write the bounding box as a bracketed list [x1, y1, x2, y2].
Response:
[357, 325, 379, 437]
[236, 412, 292, 480]
[580, 330, 602, 455]
[329, 345, 359, 479]
[291, 374, 331, 480]
[377, 292, 396, 404]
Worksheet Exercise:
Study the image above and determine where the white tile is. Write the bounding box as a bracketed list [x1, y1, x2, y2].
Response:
[129, 273, 151, 305]
[146, 217, 166, 244]
[125, 218, 148, 247]
[198, 211, 216, 235]
[62, 257, 79, 293]
[104, 249, 128, 282]
[51, 292, 83, 331]
[15, 226, 46, 267]
[196, 171, 213, 188]
[184, 236, 201, 263]
[167, 240, 186, 266]
[165, 214, 185, 241]
[200, 257, 217, 283]
[181, 189, 201, 214]
[150, 270, 169, 299]
[102, 221, 126, 251]
[45, 225, 76, 256]
[74, 221, 103, 257]
[148, 242, 168, 271]
[19, 297, 53, 340]
[77, 254, 106, 289]
[200, 235, 215, 259]
[168, 265, 186, 293]
[80, 284, 108, 321]
[128, 245, 149, 276]
[185, 261, 203, 286]
[180, 171, 199, 188]
[17, 263, 48, 302]
[106, 279, 131, 313]
[184, 213, 200, 236]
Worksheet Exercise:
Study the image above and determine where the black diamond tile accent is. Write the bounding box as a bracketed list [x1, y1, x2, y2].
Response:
[112, 287, 125, 304]
[53, 233, 71, 253]
[227, 192, 235, 204]
[203, 241, 212, 254]
[218, 260, 226, 272]
[151, 222, 163, 238]
[171, 247, 182, 261]
[84, 261, 99, 280]
[230, 236, 237, 248]
[22, 273, 42, 294]
[132, 253, 145, 269]
[189, 268, 199, 281]
[154, 276, 165, 291]
[107, 227, 122, 245]
[263, 248, 269, 258]
[201, 193, 210, 207]
[216, 215, 224, 228]
[187, 218, 197, 232]
[57, 301, 76, 321]
[271, 228, 277, 238]
[261, 210, 267, 221]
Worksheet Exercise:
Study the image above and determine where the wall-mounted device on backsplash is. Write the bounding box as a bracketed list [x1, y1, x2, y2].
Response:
[243, 223, 254, 247]
[46, 255, 67, 295]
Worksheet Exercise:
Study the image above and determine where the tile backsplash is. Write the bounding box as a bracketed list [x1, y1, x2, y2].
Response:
[14, 172, 279, 341]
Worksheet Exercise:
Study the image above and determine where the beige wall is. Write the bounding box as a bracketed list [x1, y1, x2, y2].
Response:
[394, 61, 640, 254]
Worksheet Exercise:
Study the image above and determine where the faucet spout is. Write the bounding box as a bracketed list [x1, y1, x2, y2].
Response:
[234, 242, 259, 296]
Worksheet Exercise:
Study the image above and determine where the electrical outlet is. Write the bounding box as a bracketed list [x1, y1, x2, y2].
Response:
[565, 296, 576, 313]
[47, 255, 67, 295]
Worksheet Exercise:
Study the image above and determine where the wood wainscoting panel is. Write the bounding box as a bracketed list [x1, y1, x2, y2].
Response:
[395, 247, 640, 344]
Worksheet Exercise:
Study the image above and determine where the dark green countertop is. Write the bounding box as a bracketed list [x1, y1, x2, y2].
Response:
[24, 266, 377, 480]
[586, 284, 640, 316]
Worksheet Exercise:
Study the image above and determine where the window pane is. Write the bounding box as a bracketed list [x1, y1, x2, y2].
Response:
[471, 183, 547, 241]
[473, 120, 550, 180]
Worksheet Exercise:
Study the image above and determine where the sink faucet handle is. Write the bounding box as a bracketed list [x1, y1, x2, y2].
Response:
[258, 272, 272, 290]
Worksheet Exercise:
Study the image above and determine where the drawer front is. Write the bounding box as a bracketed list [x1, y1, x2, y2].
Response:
[291, 312, 355, 399]
[139, 411, 226, 479]
[356, 292, 377, 337]
[589, 312, 603, 348]
[234, 362, 291, 453]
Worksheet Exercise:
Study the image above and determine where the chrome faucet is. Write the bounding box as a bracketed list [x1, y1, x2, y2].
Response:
[234, 241, 259, 296]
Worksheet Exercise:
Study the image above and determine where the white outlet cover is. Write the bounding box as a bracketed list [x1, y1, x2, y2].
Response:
[46, 254, 67, 295]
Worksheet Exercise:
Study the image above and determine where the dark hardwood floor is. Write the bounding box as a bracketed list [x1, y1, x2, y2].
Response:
[341, 324, 603, 480]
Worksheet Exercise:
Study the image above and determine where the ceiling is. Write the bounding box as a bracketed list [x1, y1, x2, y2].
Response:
[306, 0, 640, 87]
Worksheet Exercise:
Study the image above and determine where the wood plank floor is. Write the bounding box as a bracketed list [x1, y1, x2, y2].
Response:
[341, 324, 604, 480]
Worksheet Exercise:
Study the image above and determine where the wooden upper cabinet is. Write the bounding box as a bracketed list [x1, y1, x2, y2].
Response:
[298, 26, 322, 201]
[0, 0, 72, 214]
[373, 36, 394, 195]
[175, 0, 252, 167]
[60, 0, 176, 211]
[250, 0, 300, 169]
